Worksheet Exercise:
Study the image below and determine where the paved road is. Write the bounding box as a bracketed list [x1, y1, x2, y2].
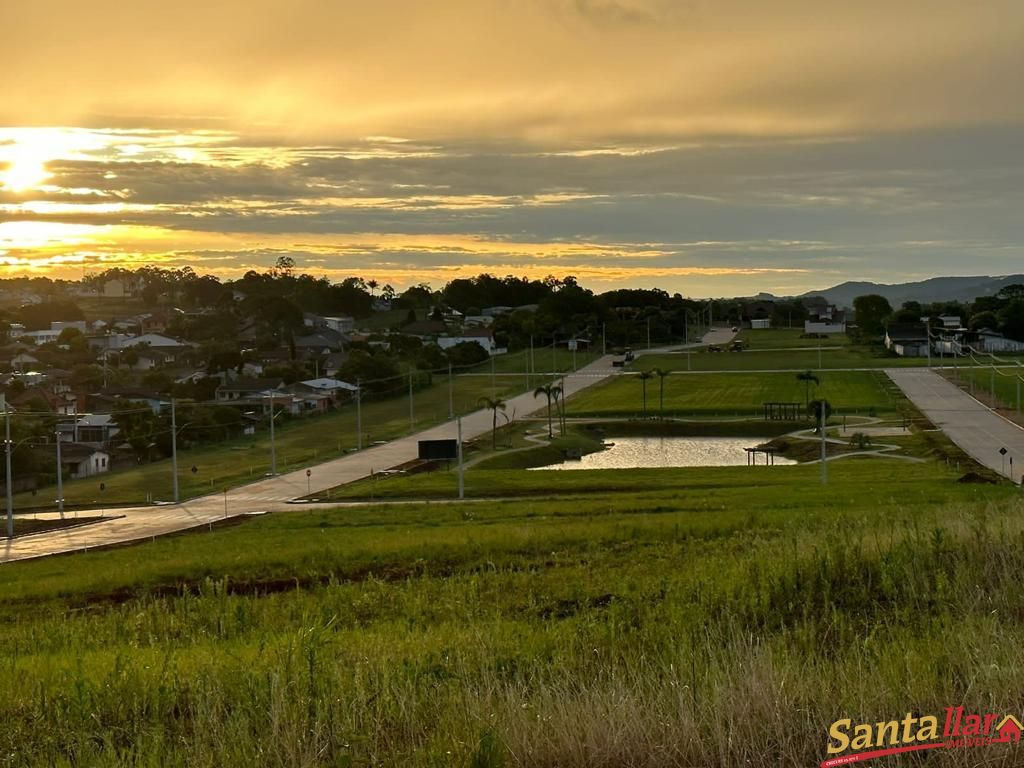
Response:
[1, 329, 736, 563]
[887, 368, 1024, 483]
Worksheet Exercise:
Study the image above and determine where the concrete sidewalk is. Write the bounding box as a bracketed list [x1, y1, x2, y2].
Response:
[887, 368, 1024, 483]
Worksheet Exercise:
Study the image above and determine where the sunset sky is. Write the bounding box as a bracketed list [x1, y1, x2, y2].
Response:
[2, 0, 1023, 296]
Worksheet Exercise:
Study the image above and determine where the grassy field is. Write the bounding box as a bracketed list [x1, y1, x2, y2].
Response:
[946, 365, 1024, 413]
[564, 370, 896, 418]
[13, 348, 592, 511]
[0, 461, 1021, 766]
[634, 347, 926, 372]
[736, 327, 853, 349]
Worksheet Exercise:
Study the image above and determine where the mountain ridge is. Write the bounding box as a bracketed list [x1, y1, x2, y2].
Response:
[796, 274, 1024, 308]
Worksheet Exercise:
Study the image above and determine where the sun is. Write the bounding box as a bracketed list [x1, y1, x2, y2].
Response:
[0, 144, 52, 192]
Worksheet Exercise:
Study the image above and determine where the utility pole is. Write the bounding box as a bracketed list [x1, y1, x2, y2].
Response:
[552, 334, 557, 376]
[356, 379, 362, 450]
[55, 423, 65, 519]
[408, 366, 415, 428]
[646, 318, 651, 350]
[457, 416, 464, 500]
[170, 398, 179, 503]
[529, 335, 534, 386]
[602, 323, 606, 356]
[5, 402, 13, 539]
[448, 362, 454, 419]
[490, 353, 495, 392]
[268, 394, 277, 475]
[819, 403, 828, 485]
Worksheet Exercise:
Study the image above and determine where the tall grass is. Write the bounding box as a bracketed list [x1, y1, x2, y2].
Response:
[0, 464, 1021, 766]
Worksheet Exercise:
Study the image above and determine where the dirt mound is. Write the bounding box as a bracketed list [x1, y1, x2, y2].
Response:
[957, 471, 998, 484]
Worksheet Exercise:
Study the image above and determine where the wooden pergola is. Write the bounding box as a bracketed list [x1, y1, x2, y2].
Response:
[745, 446, 780, 466]
[763, 402, 803, 421]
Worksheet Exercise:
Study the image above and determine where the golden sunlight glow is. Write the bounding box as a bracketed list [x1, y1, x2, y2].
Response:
[0, 144, 51, 191]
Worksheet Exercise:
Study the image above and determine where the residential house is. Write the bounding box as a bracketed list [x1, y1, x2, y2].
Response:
[296, 378, 358, 396]
[10, 383, 80, 415]
[438, 328, 502, 355]
[215, 378, 287, 402]
[90, 388, 169, 415]
[293, 328, 346, 355]
[401, 320, 449, 341]
[10, 351, 39, 371]
[885, 323, 930, 357]
[61, 444, 112, 478]
[304, 313, 355, 334]
[978, 329, 1024, 354]
[63, 414, 121, 447]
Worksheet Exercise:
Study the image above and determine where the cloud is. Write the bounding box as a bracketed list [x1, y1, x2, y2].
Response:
[2, 1, 1022, 141]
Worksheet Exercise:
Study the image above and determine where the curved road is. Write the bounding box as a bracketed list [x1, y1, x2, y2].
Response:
[1, 329, 736, 563]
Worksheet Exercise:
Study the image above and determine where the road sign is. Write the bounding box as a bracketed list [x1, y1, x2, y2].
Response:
[1000, 447, 1008, 456]
[306, 469, 311, 477]
[191, 465, 198, 474]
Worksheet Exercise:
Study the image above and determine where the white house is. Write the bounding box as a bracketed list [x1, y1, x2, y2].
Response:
[438, 328, 502, 355]
[979, 330, 1024, 353]
[129, 333, 187, 349]
[63, 445, 112, 478]
[298, 378, 359, 395]
[804, 319, 847, 334]
[322, 316, 355, 334]
[19, 329, 62, 345]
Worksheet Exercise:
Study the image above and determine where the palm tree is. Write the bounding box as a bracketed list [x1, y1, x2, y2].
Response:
[796, 370, 820, 409]
[533, 384, 557, 438]
[478, 396, 507, 449]
[639, 370, 654, 418]
[555, 380, 566, 435]
[654, 368, 670, 420]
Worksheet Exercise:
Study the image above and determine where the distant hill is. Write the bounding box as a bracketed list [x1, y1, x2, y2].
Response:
[800, 275, 1024, 308]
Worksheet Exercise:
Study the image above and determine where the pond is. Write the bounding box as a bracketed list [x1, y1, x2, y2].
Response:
[528, 436, 797, 471]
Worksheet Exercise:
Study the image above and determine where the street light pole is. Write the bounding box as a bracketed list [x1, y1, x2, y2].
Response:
[457, 416, 464, 500]
[55, 424, 65, 519]
[5, 403, 13, 539]
[356, 379, 362, 450]
[408, 366, 415, 428]
[268, 394, 277, 475]
[819, 403, 828, 486]
[171, 398, 179, 503]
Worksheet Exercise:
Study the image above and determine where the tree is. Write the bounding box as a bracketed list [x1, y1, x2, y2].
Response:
[999, 299, 1024, 342]
[852, 294, 893, 339]
[653, 368, 670, 420]
[638, 370, 654, 418]
[273, 255, 296, 278]
[998, 284, 1024, 301]
[446, 341, 489, 367]
[478, 396, 507, 450]
[554, 381, 567, 435]
[533, 384, 558, 438]
[808, 398, 833, 432]
[970, 310, 999, 332]
[796, 370, 820, 409]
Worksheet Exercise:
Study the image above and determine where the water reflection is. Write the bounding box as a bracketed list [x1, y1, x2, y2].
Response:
[529, 436, 796, 471]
